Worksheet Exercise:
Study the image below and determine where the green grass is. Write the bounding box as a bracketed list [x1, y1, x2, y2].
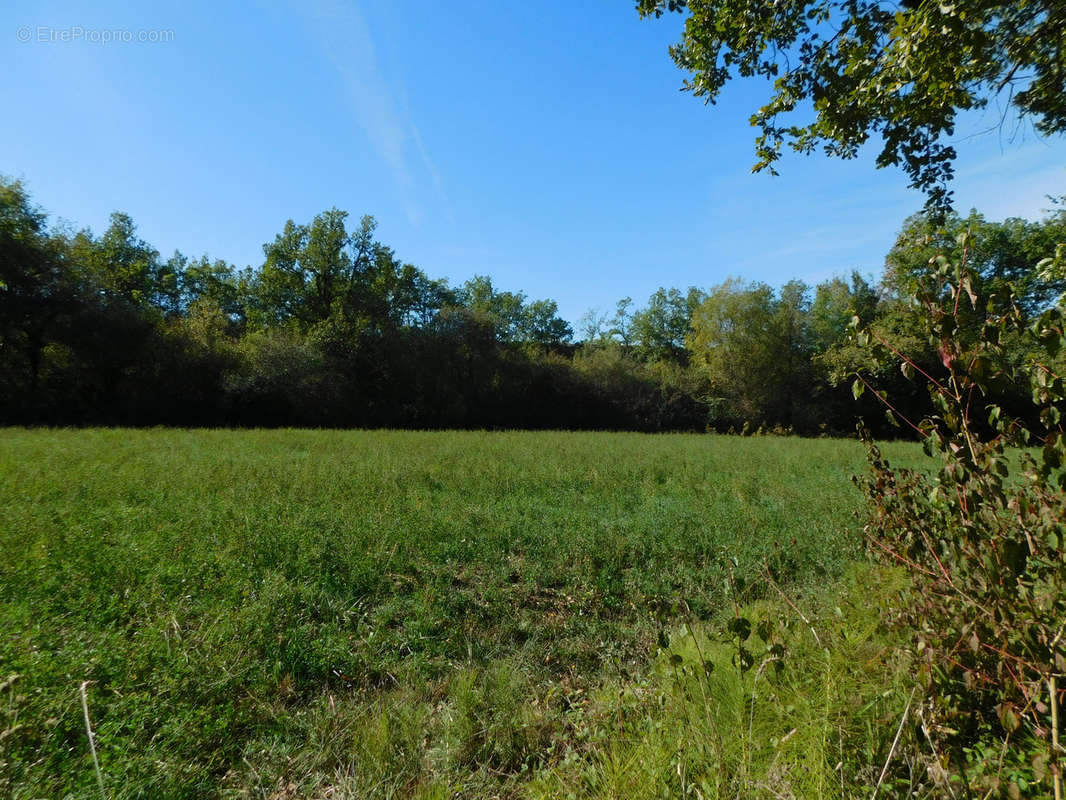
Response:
[0, 429, 921, 798]
[528, 563, 917, 800]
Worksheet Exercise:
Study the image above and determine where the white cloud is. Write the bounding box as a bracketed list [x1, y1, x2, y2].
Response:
[303, 0, 447, 225]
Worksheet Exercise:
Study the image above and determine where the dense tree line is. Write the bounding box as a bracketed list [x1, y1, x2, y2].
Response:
[1, 177, 1062, 432]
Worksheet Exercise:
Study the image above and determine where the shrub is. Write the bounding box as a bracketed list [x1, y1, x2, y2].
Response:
[853, 231, 1066, 797]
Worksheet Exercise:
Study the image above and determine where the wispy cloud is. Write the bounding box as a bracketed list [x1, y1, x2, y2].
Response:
[402, 96, 455, 227]
[303, 0, 448, 225]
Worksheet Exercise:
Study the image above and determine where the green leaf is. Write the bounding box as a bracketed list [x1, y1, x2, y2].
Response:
[736, 645, 755, 672]
[728, 616, 752, 642]
[756, 619, 773, 642]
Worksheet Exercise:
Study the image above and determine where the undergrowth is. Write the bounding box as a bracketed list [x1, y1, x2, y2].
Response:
[852, 232, 1066, 798]
[0, 430, 922, 798]
[529, 564, 919, 800]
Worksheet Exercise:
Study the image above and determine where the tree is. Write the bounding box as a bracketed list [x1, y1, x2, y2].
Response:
[390, 264, 454, 329]
[456, 276, 572, 346]
[255, 210, 353, 330]
[578, 307, 611, 344]
[688, 278, 781, 425]
[0, 179, 74, 411]
[178, 255, 247, 322]
[609, 296, 634, 346]
[78, 212, 171, 309]
[253, 210, 412, 343]
[809, 271, 879, 354]
[457, 275, 527, 341]
[520, 299, 573, 347]
[884, 205, 1066, 315]
[630, 286, 706, 362]
[638, 0, 1066, 208]
[774, 279, 814, 426]
[688, 278, 825, 428]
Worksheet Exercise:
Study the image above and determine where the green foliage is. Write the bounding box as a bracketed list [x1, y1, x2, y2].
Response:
[885, 205, 1066, 315]
[571, 342, 710, 429]
[0, 179, 76, 406]
[688, 278, 781, 424]
[688, 277, 820, 429]
[629, 286, 706, 362]
[457, 274, 573, 346]
[5, 174, 1060, 436]
[529, 564, 919, 799]
[0, 428, 899, 797]
[224, 328, 338, 423]
[521, 298, 574, 347]
[809, 271, 879, 355]
[0, 180, 595, 428]
[609, 296, 635, 346]
[252, 210, 421, 336]
[639, 0, 1066, 208]
[853, 232, 1066, 796]
[176, 255, 249, 321]
[79, 212, 173, 310]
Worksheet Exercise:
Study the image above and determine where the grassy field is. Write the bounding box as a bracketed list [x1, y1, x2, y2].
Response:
[0, 429, 921, 798]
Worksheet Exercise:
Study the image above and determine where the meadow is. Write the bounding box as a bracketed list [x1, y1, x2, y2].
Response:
[0, 429, 922, 798]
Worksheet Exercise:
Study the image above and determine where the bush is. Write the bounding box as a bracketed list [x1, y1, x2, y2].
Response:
[853, 231, 1066, 797]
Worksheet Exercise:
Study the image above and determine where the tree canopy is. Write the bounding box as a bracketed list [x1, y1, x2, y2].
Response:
[638, 0, 1066, 208]
[2, 175, 1061, 433]
[883, 204, 1066, 312]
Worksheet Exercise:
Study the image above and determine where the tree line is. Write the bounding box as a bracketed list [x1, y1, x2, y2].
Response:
[1, 176, 1062, 432]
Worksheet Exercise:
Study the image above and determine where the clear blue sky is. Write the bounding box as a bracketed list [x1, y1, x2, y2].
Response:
[4, 0, 1063, 328]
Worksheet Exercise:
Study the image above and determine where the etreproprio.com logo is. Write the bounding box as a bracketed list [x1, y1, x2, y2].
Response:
[16, 26, 175, 44]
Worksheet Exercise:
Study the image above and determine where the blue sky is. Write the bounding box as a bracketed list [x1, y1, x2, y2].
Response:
[4, 0, 1063, 328]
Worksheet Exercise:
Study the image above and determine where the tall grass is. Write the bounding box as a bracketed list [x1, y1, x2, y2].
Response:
[0, 429, 920, 798]
[528, 565, 918, 799]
